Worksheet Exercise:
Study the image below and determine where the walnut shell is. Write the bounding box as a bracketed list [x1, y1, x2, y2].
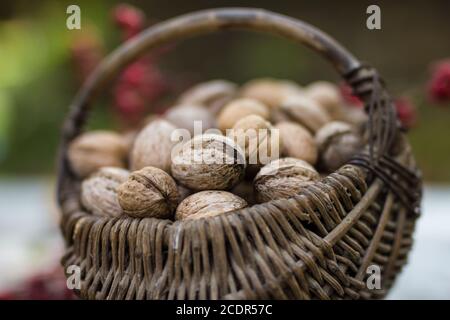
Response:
[305, 81, 343, 119]
[315, 121, 362, 172]
[315, 121, 353, 147]
[217, 98, 270, 132]
[240, 78, 303, 109]
[280, 94, 331, 133]
[337, 106, 368, 128]
[275, 121, 318, 165]
[230, 114, 281, 166]
[171, 134, 246, 191]
[165, 104, 216, 135]
[130, 119, 177, 172]
[68, 131, 127, 178]
[178, 80, 237, 111]
[81, 167, 130, 217]
[175, 191, 247, 220]
[254, 157, 319, 203]
[118, 166, 179, 219]
[270, 107, 291, 124]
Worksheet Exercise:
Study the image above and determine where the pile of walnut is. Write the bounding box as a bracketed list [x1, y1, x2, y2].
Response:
[69, 79, 367, 221]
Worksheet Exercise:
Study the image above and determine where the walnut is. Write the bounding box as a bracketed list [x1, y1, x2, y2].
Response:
[175, 191, 247, 220]
[279, 94, 331, 133]
[217, 98, 270, 132]
[254, 157, 319, 203]
[239, 78, 303, 109]
[81, 167, 130, 217]
[178, 79, 237, 113]
[68, 131, 127, 178]
[230, 114, 281, 166]
[305, 81, 343, 119]
[275, 121, 318, 165]
[117, 166, 179, 219]
[171, 134, 246, 191]
[315, 121, 363, 172]
[130, 119, 177, 173]
[164, 104, 216, 135]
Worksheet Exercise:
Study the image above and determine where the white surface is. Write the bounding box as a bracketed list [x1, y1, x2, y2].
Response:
[388, 186, 450, 299]
[0, 177, 63, 291]
[0, 178, 449, 298]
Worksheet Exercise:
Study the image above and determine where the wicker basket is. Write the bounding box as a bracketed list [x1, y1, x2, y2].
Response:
[57, 8, 422, 300]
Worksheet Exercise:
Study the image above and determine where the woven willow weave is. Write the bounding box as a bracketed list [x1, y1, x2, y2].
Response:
[57, 8, 422, 300]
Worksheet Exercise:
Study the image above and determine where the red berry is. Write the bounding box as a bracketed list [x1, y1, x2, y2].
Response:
[428, 60, 450, 104]
[394, 97, 417, 129]
[112, 4, 145, 40]
[339, 83, 364, 108]
[122, 61, 147, 86]
[114, 84, 146, 115]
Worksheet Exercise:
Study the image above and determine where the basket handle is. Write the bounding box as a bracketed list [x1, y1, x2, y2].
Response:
[57, 7, 399, 203]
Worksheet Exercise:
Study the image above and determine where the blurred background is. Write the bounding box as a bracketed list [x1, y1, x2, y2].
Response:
[0, 0, 449, 299]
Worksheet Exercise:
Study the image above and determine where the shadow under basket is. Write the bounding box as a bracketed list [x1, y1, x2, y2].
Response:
[57, 8, 422, 300]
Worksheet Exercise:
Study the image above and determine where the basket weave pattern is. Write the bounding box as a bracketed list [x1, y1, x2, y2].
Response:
[57, 8, 422, 300]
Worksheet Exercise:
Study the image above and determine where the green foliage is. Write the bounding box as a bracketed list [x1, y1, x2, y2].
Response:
[409, 103, 450, 182]
[0, 0, 116, 175]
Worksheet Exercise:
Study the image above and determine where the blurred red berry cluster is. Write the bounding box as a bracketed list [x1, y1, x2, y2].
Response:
[112, 4, 145, 40]
[394, 97, 417, 129]
[428, 60, 450, 104]
[70, 3, 168, 128]
[114, 57, 166, 125]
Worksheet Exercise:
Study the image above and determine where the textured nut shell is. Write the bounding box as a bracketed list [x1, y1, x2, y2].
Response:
[315, 121, 353, 148]
[275, 121, 318, 165]
[130, 119, 177, 172]
[175, 191, 247, 220]
[230, 115, 281, 166]
[165, 104, 216, 135]
[270, 107, 291, 124]
[171, 134, 246, 191]
[319, 133, 362, 172]
[280, 95, 331, 133]
[254, 157, 319, 203]
[217, 98, 270, 132]
[337, 106, 368, 127]
[240, 78, 303, 108]
[81, 167, 130, 217]
[68, 131, 127, 178]
[178, 80, 237, 109]
[305, 81, 343, 118]
[118, 166, 179, 219]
